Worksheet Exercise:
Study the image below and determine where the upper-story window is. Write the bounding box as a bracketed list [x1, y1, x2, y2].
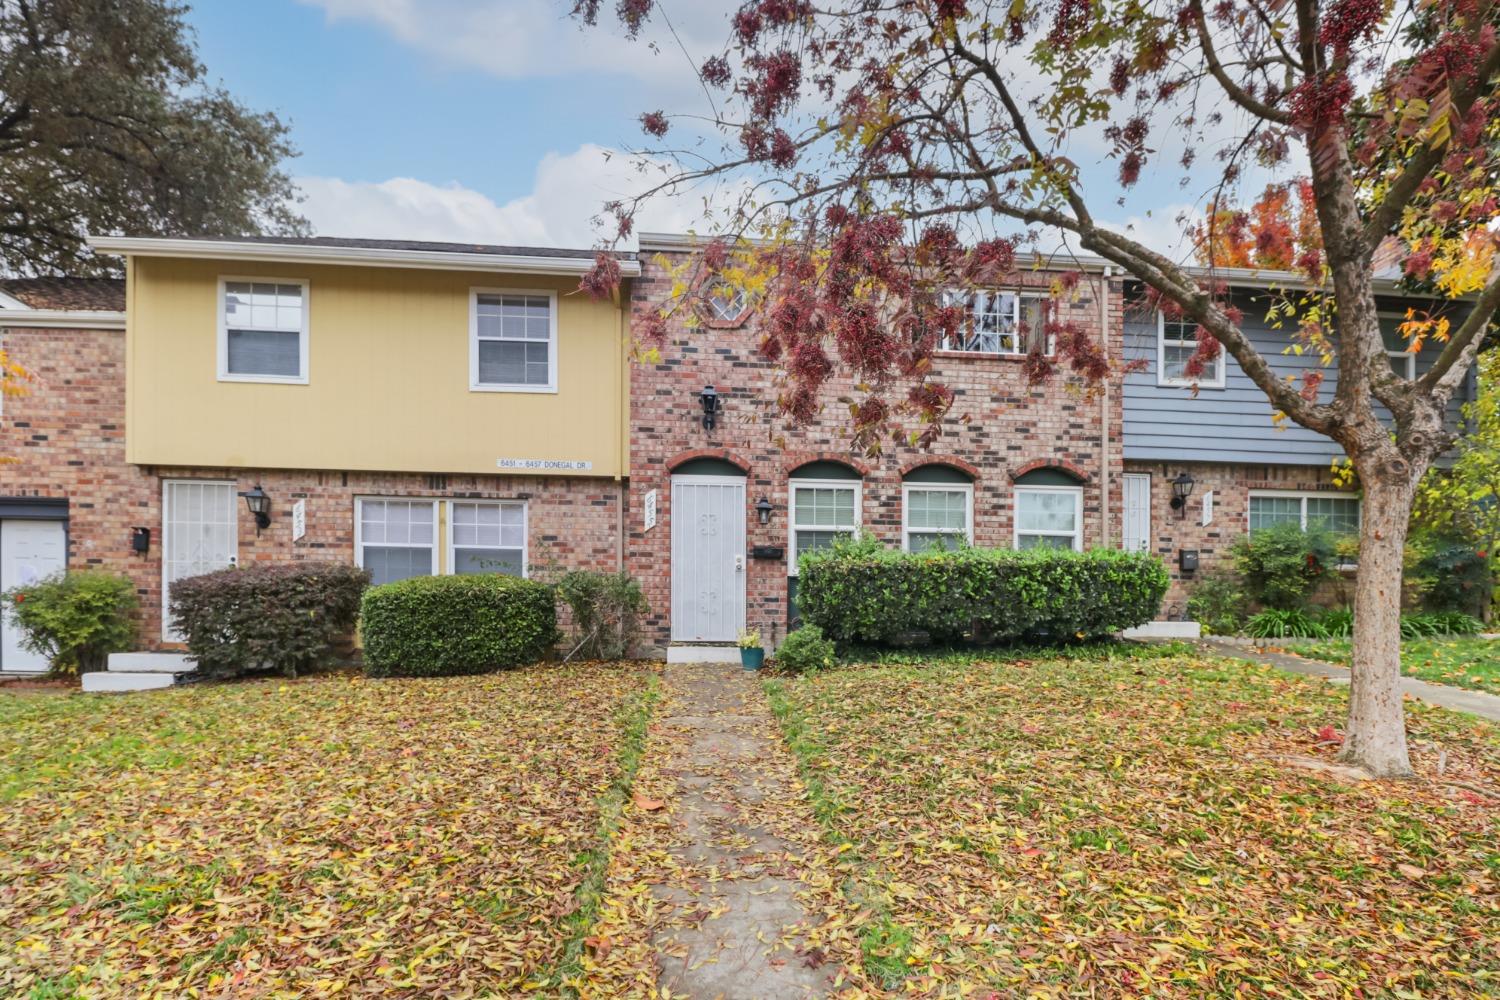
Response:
[943, 291, 1049, 355]
[219, 279, 308, 383]
[1157, 312, 1224, 388]
[471, 289, 558, 393]
[705, 278, 749, 324]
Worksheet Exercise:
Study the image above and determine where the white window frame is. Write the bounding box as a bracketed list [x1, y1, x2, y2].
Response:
[942, 290, 1052, 355]
[901, 482, 973, 552]
[354, 497, 440, 581]
[1157, 311, 1225, 389]
[469, 287, 559, 394]
[705, 278, 749, 323]
[1380, 311, 1418, 379]
[1247, 490, 1362, 534]
[1014, 485, 1084, 551]
[217, 276, 310, 385]
[445, 499, 529, 579]
[787, 478, 862, 576]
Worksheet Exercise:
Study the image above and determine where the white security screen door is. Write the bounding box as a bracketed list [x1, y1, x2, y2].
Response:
[162, 480, 237, 640]
[0, 519, 66, 671]
[670, 476, 746, 642]
[1122, 473, 1152, 553]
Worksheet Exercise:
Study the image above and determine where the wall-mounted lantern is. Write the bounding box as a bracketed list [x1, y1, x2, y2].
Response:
[698, 385, 722, 431]
[238, 484, 272, 533]
[754, 496, 774, 525]
[1168, 471, 1196, 518]
[131, 527, 151, 554]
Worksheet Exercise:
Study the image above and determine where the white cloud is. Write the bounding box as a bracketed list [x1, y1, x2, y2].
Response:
[297, 0, 735, 82]
[295, 144, 717, 248]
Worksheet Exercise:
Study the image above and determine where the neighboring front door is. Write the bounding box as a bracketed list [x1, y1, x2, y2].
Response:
[1122, 473, 1152, 553]
[0, 519, 67, 672]
[670, 475, 746, 642]
[162, 480, 238, 641]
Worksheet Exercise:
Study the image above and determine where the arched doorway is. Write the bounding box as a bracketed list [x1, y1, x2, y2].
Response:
[670, 458, 747, 641]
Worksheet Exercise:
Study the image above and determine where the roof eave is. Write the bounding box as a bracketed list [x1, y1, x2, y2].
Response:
[86, 236, 641, 279]
[0, 309, 126, 330]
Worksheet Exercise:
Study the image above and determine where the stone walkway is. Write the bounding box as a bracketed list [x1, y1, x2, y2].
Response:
[1203, 639, 1500, 721]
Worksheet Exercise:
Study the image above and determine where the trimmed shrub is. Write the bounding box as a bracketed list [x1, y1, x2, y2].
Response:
[170, 562, 368, 679]
[1186, 572, 1248, 636]
[1231, 521, 1336, 610]
[775, 624, 837, 673]
[1, 571, 138, 674]
[361, 574, 558, 677]
[795, 542, 1169, 646]
[555, 570, 648, 660]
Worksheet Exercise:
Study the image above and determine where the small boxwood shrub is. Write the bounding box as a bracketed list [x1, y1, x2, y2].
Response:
[775, 624, 837, 673]
[1, 571, 138, 674]
[796, 542, 1168, 646]
[361, 574, 558, 677]
[170, 562, 368, 679]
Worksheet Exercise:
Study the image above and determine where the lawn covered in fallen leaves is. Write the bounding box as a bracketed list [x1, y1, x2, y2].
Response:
[768, 649, 1500, 997]
[1282, 636, 1500, 696]
[0, 664, 654, 999]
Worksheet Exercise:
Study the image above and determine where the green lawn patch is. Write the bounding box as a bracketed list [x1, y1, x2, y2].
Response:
[768, 650, 1499, 996]
[0, 664, 654, 997]
[1282, 635, 1500, 696]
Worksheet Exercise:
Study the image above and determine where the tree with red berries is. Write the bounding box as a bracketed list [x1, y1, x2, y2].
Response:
[576, 0, 1500, 778]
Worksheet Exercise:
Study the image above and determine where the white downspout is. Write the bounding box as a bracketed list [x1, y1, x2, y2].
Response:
[1099, 266, 1113, 549]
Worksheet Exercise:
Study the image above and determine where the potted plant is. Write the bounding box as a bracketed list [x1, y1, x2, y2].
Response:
[737, 628, 764, 671]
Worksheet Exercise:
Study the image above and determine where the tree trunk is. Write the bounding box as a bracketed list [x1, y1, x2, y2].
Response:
[1340, 472, 1415, 778]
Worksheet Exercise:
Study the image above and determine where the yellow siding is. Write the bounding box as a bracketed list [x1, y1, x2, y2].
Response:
[126, 257, 627, 477]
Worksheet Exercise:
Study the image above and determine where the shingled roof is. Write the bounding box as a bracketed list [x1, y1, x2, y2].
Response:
[0, 277, 125, 312]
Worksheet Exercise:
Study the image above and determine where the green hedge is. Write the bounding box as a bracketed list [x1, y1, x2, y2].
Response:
[170, 562, 368, 679]
[360, 574, 558, 677]
[796, 544, 1169, 645]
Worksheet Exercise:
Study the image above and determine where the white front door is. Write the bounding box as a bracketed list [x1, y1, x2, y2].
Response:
[1122, 473, 1152, 553]
[1, 519, 67, 672]
[670, 476, 746, 642]
[162, 480, 238, 641]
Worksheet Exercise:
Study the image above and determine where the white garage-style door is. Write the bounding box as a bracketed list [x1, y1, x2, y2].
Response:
[162, 480, 238, 641]
[670, 475, 746, 642]
[1, 519, 67, 672]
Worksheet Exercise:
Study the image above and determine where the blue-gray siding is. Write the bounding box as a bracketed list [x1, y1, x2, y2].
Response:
[1122, 293, 1471, 466]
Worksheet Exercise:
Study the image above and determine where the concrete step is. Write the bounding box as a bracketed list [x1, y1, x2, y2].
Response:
[667, 644, 741, 665]
[1123, 620, 1202, 640]
[107, 651, 195, 673]
[82, 670, 182, 693]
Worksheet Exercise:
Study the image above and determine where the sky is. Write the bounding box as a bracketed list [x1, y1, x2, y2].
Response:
[184, 0, 1213, 256]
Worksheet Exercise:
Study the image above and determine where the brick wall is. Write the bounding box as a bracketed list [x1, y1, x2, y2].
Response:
[0, 324, 624, 649]
[1124, 459, 1353, 614]
[626, 251, 1127, 648]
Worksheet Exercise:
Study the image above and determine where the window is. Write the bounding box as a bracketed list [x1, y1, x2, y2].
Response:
[356, 498, 528, 585]
[1380, 312, 1417, 379]
[788, 479, 860, 572]
[1015, 486, 1083, 550]
[1248, 492, 1360, 535]
[705, 278, 749, 324]
[943, 291, 1049, 355]
[449, 501, 526, 576]
[902, 483, 972, 552]
[1387, 350, 1416, 379]
[219, 278, 308, 383]
[356, 499, 437, 586]
[471, 289, 558, 392]
[1157, 312, 1224, 388]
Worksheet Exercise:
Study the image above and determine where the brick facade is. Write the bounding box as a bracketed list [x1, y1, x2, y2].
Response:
[1123, 459, 1353, 614]
[0, 324, 624, 650]
[625, 250, 1128, 649]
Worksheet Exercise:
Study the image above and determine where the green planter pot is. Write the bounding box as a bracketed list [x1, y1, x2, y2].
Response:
[740, 647, 765, 671]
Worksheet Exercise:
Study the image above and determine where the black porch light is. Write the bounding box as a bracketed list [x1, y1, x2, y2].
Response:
[754, 496, 774, 525]
[238, 484, 272, 533]
[1168, 471, 1196, 517]
[698, 384, 723, 431]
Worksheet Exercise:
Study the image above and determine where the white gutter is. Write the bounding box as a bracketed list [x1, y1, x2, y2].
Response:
[0, 309, 125, 330]
[87, 236, 642, 279]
